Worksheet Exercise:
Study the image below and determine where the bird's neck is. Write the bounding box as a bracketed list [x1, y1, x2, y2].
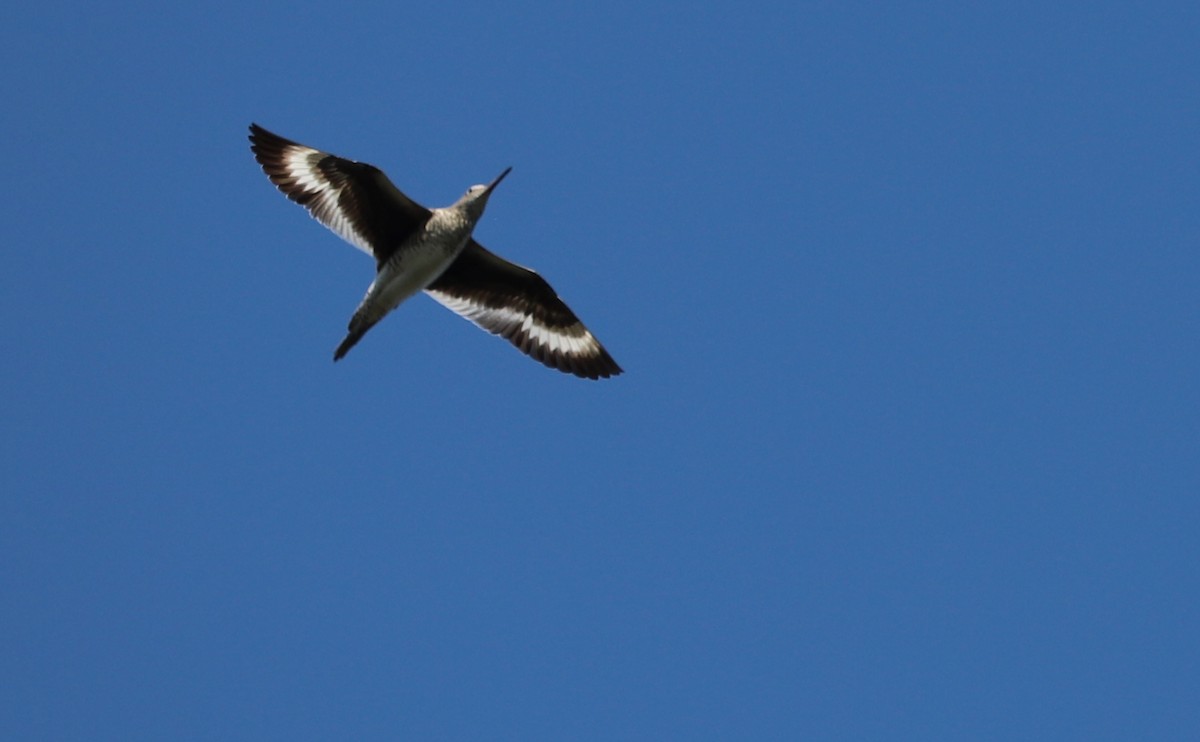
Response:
[427, 206, 477, 240]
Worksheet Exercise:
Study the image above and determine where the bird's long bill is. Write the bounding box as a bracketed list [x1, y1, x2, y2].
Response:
[483, 166, 513, 196]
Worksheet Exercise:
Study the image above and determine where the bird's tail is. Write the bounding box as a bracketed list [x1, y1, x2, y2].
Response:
[333, 332, 363, 361]
[333, 314, 377, 361]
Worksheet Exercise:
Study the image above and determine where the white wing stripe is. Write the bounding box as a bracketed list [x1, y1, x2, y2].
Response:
[426, 292, 605, 358]
[279, 146, 376, 257]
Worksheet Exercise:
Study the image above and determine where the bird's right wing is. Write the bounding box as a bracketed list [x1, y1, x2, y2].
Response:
[249, 124, 431, 267]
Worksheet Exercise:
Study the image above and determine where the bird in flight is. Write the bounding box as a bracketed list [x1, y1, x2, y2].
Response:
[248, 124, 621, 379]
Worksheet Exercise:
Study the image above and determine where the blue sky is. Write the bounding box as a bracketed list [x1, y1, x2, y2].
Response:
[2, 1, 1198, 739]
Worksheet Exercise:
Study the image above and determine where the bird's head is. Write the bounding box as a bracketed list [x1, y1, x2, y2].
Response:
[457, 166, 512, 219]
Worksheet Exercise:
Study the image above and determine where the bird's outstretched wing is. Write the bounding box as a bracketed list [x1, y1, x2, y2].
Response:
[427, 241, 622, 379]
[249, 124, 431, 268]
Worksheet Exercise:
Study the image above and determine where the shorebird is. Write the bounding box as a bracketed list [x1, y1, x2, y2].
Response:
[248, 124, 621, 379]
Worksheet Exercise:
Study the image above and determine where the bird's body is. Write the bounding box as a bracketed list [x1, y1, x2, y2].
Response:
[248, 124, 621, 379]
[337, 202, 479, 360]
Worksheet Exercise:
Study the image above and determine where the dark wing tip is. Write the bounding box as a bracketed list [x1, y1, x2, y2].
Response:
[541, 343, 622, 380]
[248, 123, 295, 164]
[248, 122, 283, 143]
[247, 122, 269, 148]
[587, 353, 623, 380]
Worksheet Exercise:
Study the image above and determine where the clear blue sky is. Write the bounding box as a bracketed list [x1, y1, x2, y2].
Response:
[2, 1, 1197, 739]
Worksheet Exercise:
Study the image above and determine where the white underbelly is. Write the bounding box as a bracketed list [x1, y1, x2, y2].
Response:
[363, 240, 464, 319]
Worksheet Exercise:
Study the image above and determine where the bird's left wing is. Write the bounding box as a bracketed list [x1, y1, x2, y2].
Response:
[426, 241, 622, 380]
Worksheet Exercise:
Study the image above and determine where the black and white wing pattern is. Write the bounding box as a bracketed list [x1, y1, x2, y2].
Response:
[427, 241, 622, 379]
[249, 124, 431, 267]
